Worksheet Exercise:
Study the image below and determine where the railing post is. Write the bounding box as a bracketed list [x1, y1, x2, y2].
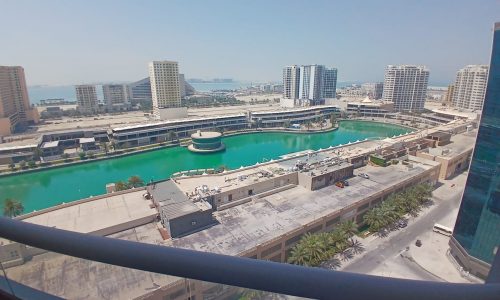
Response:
[486, 246, 500, 284]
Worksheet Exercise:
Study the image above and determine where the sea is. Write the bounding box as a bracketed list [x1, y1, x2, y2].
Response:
[27, 81, 359, 104]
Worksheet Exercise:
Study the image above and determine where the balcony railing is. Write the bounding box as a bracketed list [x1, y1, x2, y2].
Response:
[0, 216, 499, 300]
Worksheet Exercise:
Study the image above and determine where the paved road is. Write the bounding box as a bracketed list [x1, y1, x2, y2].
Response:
[341, 188, 463, 280]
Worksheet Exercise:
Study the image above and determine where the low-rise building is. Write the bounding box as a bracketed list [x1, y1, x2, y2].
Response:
[347, 97, 394, 117]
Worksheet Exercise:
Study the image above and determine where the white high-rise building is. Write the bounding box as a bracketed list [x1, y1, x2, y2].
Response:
[299, 65, 325, 105]
[148, 61, 184, 120]
[103, 84, 129, 111]
[282, 65, 300, 100]
[451, 65, 488, 110]
[382, 65, 429, 112]
[75, 85, 98, 114]
[282, 65, 337, 107]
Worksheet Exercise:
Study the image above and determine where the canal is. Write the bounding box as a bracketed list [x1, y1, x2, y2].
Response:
[0, 121, 411, 214]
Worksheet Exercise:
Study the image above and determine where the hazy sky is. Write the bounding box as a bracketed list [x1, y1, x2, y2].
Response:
[1, 0, 499, 86]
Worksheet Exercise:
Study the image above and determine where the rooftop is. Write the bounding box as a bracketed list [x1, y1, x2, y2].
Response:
[18, 190, 157, 235]
[169, 159, 439, 256]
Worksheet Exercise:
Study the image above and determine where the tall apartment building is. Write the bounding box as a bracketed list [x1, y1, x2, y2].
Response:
[299, 65, 325, 105]
[148, 61, 185, 120]
[451, 65, 489, 110]
[449, 23, 500, 279]
[103, 84, 129, 111]
[282, 65, 300, 100]
[282, 65, 337, 106]
[361, 82, 384, 100]
[0, 66, 39, 135]
[444, 84, 455, 106]
[382, 65, 429, 112]
[75, 85, 98, 114]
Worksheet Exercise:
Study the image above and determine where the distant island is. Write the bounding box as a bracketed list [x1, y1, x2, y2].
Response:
[187, 78, 234, 83]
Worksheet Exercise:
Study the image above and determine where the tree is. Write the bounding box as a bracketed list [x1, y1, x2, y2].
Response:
[128, 175, 144, 188]
[87, 152, 95, 159]
[78, 152, 87, 160]
[339, 220, 358, 238]
[27, 160, 37, 168]
[330, 113, 337, 125]
[305, 121, 312, 131]
[18, 160, 26, 169]
[33, 148, 43, 161]
[3, 199, 24, 217]
[283, 120, 291, 129]
[115, 181, 130, 191]
[100, 142, 109, 154]
[8, 163, 15, 171]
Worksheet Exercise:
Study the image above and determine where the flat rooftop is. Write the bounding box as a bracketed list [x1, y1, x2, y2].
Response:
[428, 130, 476, 157]
[5, 223, 176, 300]
[19, 190, 157, 234]
[170, 159, 439, 256]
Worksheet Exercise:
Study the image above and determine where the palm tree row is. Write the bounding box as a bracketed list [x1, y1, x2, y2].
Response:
[363, 183, 433, 233]
[287, 220, 363, 267]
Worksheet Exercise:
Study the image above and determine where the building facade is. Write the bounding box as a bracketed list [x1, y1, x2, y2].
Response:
[75, 85, 98, 114]
[299, 65, 325, 105]
[362, 82, 384, 100]
[449, 23, 500, 279]
[452, 65, 489, 111]
[148, 61, 182, 119]
[127, 77, 152, 106]
[382, 65, 429, 112]
[444, 84, 455, 106]
[102, 84, 129, 111]
[0, 66, 39, 135]
[323, 68, 338, 99]
[282, 65, 300, 101]
[283, 65, 337, 106]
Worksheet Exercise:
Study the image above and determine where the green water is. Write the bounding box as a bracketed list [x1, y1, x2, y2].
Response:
[0, 121, 410, 214]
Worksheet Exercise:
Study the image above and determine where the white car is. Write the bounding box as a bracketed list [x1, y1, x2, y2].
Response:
[358, 173, 370, 179]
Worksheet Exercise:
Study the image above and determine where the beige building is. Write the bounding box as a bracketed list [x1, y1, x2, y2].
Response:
[102, 84, 129, 111]
[452, 65, 488, 110]
[148, 61, 184, 120]
[0, 66, 39, 135]
[75, 85, 98, 114]
[382, 65, 429, 112]
[444, 84, 455, 106]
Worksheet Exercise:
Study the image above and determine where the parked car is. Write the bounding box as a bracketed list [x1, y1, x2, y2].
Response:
[398, 219, 408, 228]
[358, 173, 370, 179]
[415, 239, 422, 247]
[343, 180, 349, 186]
[335, 181, 344, 188]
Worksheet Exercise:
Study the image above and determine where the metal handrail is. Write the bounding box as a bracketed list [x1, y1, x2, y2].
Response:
[0, 217, 499, 300]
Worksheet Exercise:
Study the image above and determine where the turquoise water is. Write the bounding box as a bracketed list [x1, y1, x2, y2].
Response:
[0, 121, 410, 214]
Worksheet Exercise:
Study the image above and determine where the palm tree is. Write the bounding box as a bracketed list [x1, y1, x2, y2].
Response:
[33, 148, 43, 161]
[128, 175, 144, 188]
[3, 199, 24, 217]
[8, 163, 15, 171]
[349, 239, 365, 255]
[339, 220, 358, 237]
[19, 160, 26, 169]
[115, 181, 130, 191]
[100, 142, 109, 155]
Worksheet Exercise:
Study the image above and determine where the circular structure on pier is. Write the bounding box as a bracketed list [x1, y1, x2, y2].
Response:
[188, 131, 226, 153]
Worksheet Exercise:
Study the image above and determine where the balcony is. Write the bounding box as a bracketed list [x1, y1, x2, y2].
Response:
[0, 217, 499, 299]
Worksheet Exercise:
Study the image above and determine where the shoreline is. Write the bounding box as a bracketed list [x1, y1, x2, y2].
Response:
[0, 119, 412, 179]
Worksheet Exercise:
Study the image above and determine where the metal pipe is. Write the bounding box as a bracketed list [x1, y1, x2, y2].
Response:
[0, 217, 499, 300]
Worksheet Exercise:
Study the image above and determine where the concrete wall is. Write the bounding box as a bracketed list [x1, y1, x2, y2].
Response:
[213, 172, 298, 207]
[449, 236, 491, 279]
[157, 107, 188, 120]
[297, 164, 354, 191]
[169, 209, 214, 238]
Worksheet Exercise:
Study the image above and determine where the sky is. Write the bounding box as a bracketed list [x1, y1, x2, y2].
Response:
[1, 0, 499, 86]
